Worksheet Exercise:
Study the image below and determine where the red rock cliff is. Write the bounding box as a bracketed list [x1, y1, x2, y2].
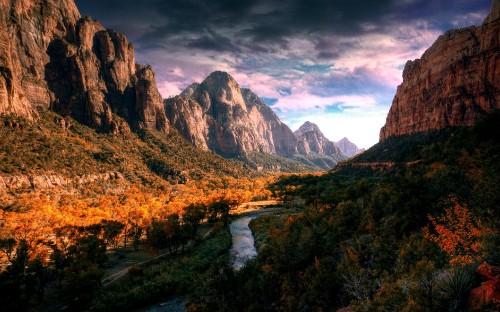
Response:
[380, 0, 500, 141]
[0, 0, 168, 132]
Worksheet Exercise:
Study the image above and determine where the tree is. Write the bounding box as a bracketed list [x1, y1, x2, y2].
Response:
[99, 220, 125, 249]
[183, 204, 207, 237]
[207, 202, 230, 225]
[424, 198, 485, 266]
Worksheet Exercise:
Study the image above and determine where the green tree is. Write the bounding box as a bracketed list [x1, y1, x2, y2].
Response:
[183, 204, 207, 237]
[207, 202, 230, 225]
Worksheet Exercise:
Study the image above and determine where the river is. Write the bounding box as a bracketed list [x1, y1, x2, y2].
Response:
[229, 216, 258, 270]
[138, 215, 259, 311]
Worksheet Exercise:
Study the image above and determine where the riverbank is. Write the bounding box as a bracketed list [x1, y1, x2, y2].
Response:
[91, 227, 232, 311]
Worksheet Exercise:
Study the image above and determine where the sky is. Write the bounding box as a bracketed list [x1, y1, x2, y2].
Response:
[74, 0, 492, 149]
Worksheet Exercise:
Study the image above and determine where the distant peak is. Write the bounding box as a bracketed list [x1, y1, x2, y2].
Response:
[199, 71, 240, 93]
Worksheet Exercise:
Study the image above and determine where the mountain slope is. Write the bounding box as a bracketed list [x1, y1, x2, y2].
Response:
[0, 112, 249, 195]
[0, 0, 168, 133]
[380, 1, 500, 140]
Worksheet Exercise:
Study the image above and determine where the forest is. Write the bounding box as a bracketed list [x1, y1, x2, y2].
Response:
[0, 113, 499, 312]
[187, 112, 500, 311]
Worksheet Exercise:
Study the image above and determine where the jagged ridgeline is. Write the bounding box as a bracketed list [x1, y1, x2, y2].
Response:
[165, 72, 349, 170]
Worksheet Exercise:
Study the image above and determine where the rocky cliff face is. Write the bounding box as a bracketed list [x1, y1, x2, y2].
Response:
[380, 1, 500, 140]
[165, 71, 297, 157]
[0, 0, 168, 133]
[334, 137, 364, 158]
[294, 121, 341, 156]
[0, 171, 124, 191]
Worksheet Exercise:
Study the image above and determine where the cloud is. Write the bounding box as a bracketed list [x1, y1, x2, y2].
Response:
[272, 93, 377, 112]
[74, 0, 492, 147]
[158, 81, 183, 97]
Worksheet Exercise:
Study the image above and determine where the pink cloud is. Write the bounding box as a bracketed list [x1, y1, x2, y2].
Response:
[273, 93, 377, 112]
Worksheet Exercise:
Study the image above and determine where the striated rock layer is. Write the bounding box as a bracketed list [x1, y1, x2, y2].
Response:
[380, 1, 500, 140]
[0, 0, 168, 133]
[0, 171, 124, 191]
[165, 71, 297, 157]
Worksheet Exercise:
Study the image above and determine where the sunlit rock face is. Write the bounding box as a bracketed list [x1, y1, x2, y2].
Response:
[380, 1, 500, 141]
[165, 71, 297, 157]
[0, 0, 168, 133]
[294, 121, 341, 156]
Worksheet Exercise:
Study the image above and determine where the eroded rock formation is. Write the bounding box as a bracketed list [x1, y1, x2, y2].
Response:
[0, 171, 124, 191]
[165, 71, 297, 157]
[380, 1, 500, 140]
[0, 0, 168, 133]
[294, 121, 341, 156]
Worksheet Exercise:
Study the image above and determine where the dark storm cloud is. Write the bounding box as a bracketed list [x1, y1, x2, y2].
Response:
[75, 0, 491, 57]
[186, 29, 242, 52]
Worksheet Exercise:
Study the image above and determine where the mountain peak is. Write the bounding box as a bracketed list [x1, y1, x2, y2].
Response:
[202, 71, 239, 89]
[165, 72, 298, 157]
[294, 121, 323, 137]
[293, 122, 341, 156]
[205, 71, 236, 81]
[334, 138, 364, 158]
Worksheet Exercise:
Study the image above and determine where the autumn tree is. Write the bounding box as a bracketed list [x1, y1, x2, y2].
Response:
[424, 198, 485, 266]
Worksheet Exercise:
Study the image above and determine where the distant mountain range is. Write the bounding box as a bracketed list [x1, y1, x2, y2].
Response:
[293, 121, 364, 158]
[165, 71, 363, 170]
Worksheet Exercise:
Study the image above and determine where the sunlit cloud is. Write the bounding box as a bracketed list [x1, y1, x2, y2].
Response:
[273, 93, 377, 112]
[75, 0, 492, 148]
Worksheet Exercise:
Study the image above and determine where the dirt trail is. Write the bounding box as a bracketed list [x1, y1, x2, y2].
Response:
[101, 228, 215, 287]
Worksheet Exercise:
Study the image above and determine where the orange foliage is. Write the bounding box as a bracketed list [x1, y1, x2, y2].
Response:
[423, 198, 485, 266]
[0, 175, 275, 264]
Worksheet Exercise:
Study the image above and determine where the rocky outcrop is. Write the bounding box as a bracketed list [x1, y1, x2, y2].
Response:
[468, 262, 500, 310]
[0, 0, 168, 133]
[0, 171, 124, 191]
[294, 121, 342, 156]
[165, 71, 297, 157]
[380, 0, 500, 140]
[334, 137, 364, 158]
